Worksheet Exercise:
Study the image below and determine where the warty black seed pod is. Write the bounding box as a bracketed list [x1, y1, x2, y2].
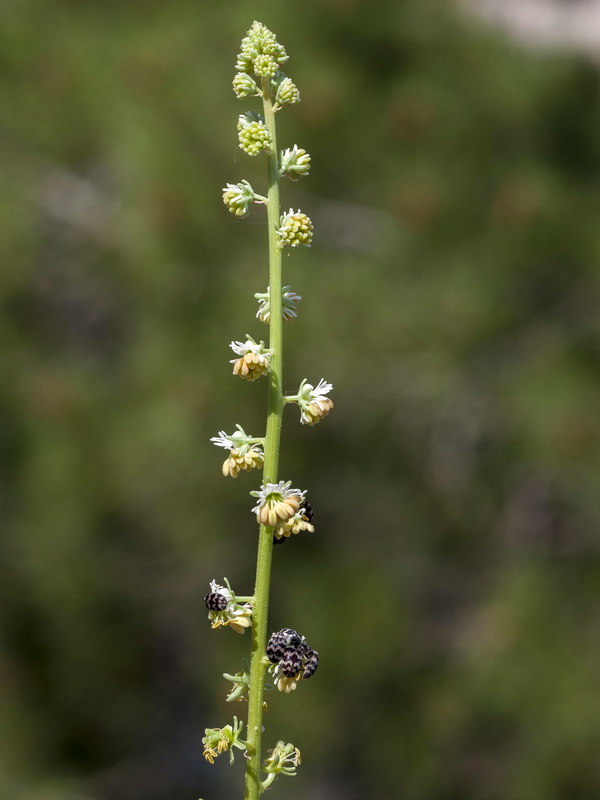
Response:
[204, 592, 228, 611]
[280, 647, 303, 677]
[266, 631, 286, 663]
[302, 648, 319, 680]
[279, 628, 302, 648]
[297, 638, 310, 655]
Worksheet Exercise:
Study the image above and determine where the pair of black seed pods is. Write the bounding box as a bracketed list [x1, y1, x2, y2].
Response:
[267, 627, 319, 680]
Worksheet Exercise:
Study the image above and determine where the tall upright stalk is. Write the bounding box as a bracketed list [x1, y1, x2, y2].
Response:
[202, 22, 334, 799]
[243, 77, 283, 800]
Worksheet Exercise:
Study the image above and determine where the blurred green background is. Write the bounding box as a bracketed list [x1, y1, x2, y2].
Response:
[1, 1, 600, 798]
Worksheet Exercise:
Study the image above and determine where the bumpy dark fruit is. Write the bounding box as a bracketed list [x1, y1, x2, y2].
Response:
[280, 647, 302, 677]
[302, 648, 319, 680]
[204, 592, 227, 611]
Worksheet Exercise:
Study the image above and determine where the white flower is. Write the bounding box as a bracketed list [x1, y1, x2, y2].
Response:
[210, 426, 264, 477]
[293, 378, 334, 425]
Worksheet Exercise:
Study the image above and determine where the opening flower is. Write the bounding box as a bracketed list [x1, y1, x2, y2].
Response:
[255, 285, 301, 323]
[279, 145, 311, 181]
[230, 336, 272, 381]
[222, 179, 263, 218]
[276, 208, 313, 248]
[250, 481, 305, 526]
[275, 77, 300, 108]
[232, 72, 260, 98]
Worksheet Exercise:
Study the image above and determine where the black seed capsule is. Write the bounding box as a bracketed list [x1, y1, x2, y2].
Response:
[279, 628, 302, 648]
[280, 647, 302, 677]
[297, 638, 310, 656]
[266, 631, 286, 663]
[302, 648, 319, 680]
[204, 592, 227, 611]
[300, 501, 314, 522]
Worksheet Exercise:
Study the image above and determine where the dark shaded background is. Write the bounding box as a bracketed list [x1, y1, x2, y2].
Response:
[1, 1, 599, 799]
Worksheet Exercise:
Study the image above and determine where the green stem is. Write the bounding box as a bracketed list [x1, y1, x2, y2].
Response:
[244, 78, 283, 800]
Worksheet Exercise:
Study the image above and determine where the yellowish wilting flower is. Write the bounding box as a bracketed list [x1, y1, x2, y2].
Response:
[273, 504, 314, 540]
[204, 579, 253, 634]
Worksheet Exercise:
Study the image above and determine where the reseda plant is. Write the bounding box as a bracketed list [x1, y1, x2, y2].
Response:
[201, 22, 334, 800]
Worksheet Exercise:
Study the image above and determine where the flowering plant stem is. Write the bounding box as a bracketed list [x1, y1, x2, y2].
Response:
[244, 77, 283, 800]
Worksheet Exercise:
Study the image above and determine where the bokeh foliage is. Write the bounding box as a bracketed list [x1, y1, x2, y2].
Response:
[1, 1, 599, 799]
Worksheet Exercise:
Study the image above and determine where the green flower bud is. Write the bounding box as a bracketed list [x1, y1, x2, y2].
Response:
[276, 77, 300, 107]
[232, 72, 259, 99]
[253, 53, 278, 78]
[280, 145, 311, 181]
[222, 180, 256, 218]
[277, 208, 314, 248]
[237, 112, 272, 157]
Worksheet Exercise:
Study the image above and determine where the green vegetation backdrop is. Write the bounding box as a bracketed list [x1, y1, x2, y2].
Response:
[1, 1, 599, 799]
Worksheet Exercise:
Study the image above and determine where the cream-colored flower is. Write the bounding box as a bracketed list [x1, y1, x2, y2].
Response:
[295, 378, 334, 425]
[230, 336, 272, 381]
[250, 481, 305, 526]
[273, 508, 314, 539]
[222, 445, 264, 478]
